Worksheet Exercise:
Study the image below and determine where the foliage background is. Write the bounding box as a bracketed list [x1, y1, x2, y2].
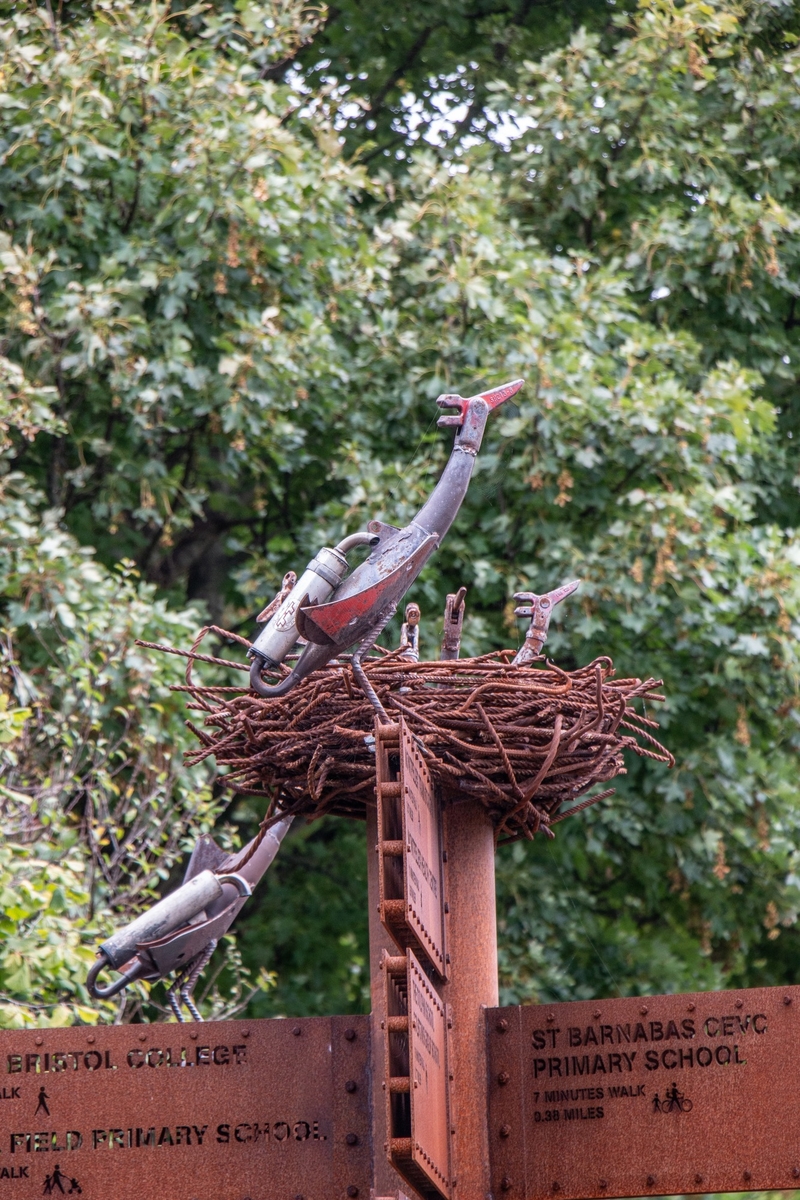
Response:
[0, 0, 799, 1033]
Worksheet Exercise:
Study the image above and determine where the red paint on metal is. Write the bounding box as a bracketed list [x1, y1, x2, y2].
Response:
[487, 986, 800, 1199]
[300, 538, 436, 644]
[0, 1016, 371, 1200]
[480, 379, 524, 410]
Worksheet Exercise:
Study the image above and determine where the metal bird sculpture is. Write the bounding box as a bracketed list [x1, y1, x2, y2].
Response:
[398, 602, 421, 662]
[440, 587, 467, 661]
[87, 379, 524, 1013]
[87, 817, 293, 1017]
[248, 379, 524, 715]
[512, 580, 580, 664]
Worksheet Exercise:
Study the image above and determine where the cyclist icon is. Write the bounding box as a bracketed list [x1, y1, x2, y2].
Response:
[653, 1083, 693, 1114]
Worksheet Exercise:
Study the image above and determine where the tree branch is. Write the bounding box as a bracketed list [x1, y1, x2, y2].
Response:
[354, 24, 441, 126]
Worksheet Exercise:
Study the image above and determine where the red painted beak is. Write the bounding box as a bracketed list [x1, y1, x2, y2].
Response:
[478, 378, 525, 410]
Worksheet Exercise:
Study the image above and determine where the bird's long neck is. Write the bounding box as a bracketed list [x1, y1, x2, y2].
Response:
[413, 400, 489, 538]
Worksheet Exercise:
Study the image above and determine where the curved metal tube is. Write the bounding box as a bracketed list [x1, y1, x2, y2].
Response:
[87, 952, 150, 1000]
[249, 639, 332, 697]
[335, 531, 378, 554]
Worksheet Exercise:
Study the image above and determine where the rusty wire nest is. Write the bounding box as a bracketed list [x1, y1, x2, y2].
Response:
[139, 625, 673, 844]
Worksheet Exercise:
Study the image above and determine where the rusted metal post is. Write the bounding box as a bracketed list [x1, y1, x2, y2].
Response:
[441, 800, 498, 1200]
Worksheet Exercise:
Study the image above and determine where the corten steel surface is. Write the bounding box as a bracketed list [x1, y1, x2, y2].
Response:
[401, 726, 446, 977]
[487, 985, 800, 1199]
[380, 950, 451, 1200]
[0, 1015, 371, 1200]
[376, 720, 446, 979]
[408, 951, 451, 1196]
[439, 800, 498, 1200]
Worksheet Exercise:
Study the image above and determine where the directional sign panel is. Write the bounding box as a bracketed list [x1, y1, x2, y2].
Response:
[408, 951, 450, 1196]
[487, 985, 800, 1200]
[0, 1016, 371, 1200]
[401, 724, 446, 978]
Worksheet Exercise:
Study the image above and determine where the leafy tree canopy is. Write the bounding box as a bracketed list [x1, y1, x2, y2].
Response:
[0, 0, 798, 1029]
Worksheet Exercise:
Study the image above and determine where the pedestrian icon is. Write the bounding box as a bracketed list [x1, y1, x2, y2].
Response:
[42, 1164, 81, 1195]
[34, 1086, 50, 1117]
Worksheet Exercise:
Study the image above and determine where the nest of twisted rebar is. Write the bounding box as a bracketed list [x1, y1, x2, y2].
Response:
[140, 628, 673, 844]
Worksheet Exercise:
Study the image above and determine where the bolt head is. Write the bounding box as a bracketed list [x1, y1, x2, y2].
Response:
[500, 1124, 511, 1139]
[498, 1071, 510, 1086]
[496, 1018, 509, 1033]
[345, 1079, 357, 1093]
[647, 1176, 655, 1186]
[346, 1188, 359, 1198]
[345, 1133, 358, 1146]
[292, 1025, 302, 1036]
[785, 995, 792, 1006]
[344, 1028, 357, 1041]
[640, 1006, 648, 1015]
